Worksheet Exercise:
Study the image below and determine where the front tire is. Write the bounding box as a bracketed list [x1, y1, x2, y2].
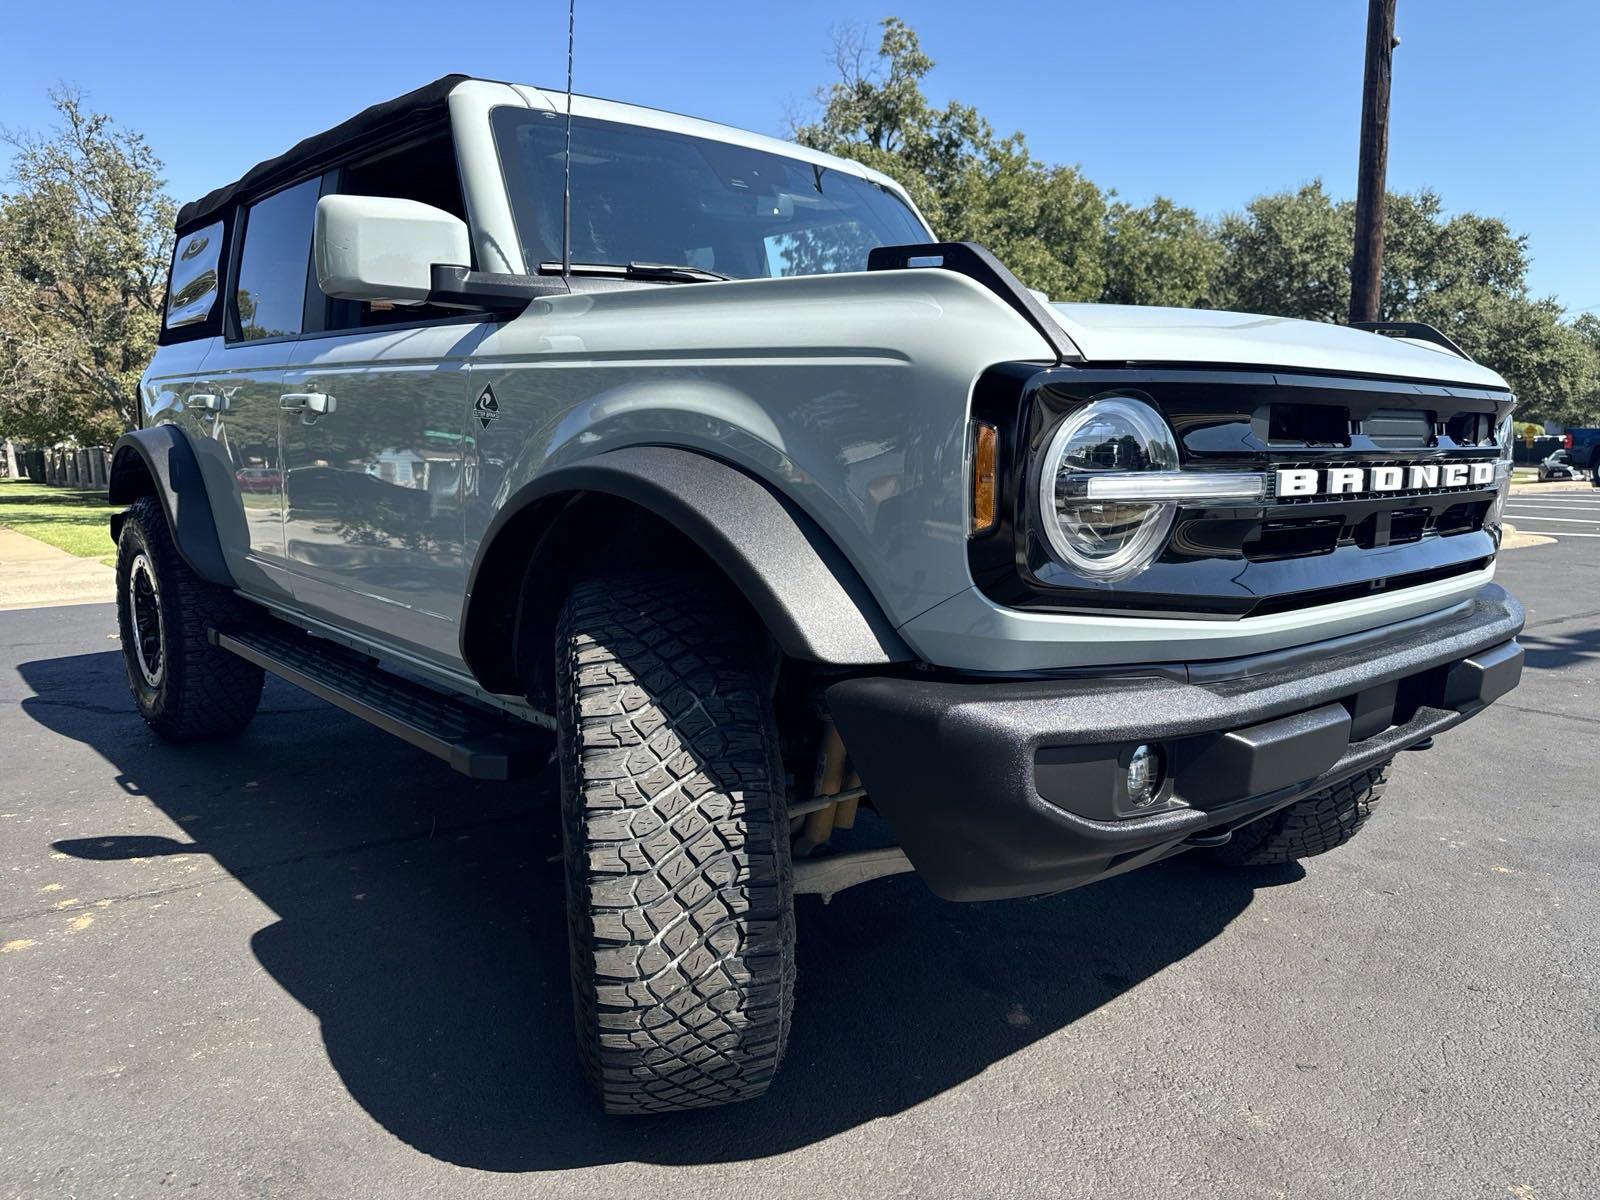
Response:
[1207, 762, 1390, 867]
[115, 496, 263, 741]
[555, 572, 795, 1114]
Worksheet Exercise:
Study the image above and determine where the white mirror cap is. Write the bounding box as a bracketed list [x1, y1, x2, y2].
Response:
[314, 195, 471, 304]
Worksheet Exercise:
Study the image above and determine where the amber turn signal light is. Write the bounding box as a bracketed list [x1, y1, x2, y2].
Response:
[971, 420, 998, 534]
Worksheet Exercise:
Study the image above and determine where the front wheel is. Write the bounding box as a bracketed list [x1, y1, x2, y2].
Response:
[1207, 762, 1391, 867]
[555, 572, 795, 1114]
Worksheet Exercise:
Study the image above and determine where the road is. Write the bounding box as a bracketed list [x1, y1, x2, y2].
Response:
[1, 541, 1595, 1199]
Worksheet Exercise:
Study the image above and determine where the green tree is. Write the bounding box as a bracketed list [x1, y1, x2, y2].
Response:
[1102, 197, 1223, 308]
[1214, 181, 1597, 419]
[1215, 182, 1352, 321]
[1572, 312, 1600, 419]
[793, 18, 1107, 299]
[0, 88, 174, 446]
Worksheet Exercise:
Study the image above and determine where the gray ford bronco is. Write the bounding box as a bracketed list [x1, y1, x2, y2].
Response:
[115, 75, 1525, 1113]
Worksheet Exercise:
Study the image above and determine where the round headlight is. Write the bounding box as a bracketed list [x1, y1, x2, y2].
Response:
[1037, 396, 1180, 581]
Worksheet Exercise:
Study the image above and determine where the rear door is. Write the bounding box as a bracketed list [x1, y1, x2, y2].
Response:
[147, 216, 226, 483]
[187, 176, 325, 602]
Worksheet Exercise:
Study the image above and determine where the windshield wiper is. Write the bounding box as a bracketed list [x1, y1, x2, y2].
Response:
[537, 261, 732, 284]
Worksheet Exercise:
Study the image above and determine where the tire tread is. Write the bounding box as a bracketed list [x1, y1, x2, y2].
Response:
[556, 573, 794, 1114]
[1210, 763, 1390, 866]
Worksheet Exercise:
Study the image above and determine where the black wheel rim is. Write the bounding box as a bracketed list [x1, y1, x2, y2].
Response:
[128, 552, 164, 687]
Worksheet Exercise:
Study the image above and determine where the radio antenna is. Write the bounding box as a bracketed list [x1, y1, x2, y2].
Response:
[560, 0, 575, 287]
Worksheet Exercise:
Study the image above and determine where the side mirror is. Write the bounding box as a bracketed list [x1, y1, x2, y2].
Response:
[313, 195, 471, 305]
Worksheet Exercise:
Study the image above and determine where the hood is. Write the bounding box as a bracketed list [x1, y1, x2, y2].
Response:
[1046, 302, 1509, 390]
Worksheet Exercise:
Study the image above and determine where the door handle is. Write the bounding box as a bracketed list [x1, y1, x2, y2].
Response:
[187, 393, 227, 413]
[279, 392, 336, 415]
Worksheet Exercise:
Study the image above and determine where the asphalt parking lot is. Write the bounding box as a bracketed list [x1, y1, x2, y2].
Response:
[2, 535, 1596, 1199]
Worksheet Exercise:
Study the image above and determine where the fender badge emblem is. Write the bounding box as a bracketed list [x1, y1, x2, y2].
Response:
[475, 384, 501, 430]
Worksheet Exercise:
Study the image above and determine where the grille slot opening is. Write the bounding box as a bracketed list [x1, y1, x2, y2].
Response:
[1243, 516, 1343, 561]
[1352, 507, 1431, 549]
[1266, 404, 1350, 446]
[1437, 499, 1490, 536]
[1389, 507, 1430, 544]
[1445, 412, 1492, 446]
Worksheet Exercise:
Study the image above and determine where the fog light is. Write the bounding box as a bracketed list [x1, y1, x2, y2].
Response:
[1127, 744, 1164, 808]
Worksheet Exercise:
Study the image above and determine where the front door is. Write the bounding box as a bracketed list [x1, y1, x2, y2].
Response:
[279, 321, 489, 666]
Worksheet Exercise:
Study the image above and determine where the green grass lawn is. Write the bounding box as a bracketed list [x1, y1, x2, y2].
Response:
[0, 478, 119, 563]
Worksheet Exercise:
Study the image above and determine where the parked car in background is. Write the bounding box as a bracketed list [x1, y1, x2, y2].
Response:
[1563, 428, 1600, 484]
[1538, 449, 1581, 481]
[234, 466, 282, 493]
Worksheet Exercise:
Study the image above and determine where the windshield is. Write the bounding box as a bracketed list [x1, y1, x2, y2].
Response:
[491, 108, 931, 280]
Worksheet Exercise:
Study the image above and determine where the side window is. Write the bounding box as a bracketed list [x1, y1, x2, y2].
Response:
[165, 220, 224, 333]
[325, 129, 468, 330]
[232, 177, 321, 341]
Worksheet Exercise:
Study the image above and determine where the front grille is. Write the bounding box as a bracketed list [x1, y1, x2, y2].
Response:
[969, 364, 1513, 619]
[1235, 461, 1497, 564]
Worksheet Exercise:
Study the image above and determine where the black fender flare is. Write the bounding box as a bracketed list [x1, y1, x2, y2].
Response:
[108, 427, 234, 587]
[461, 446, 913, 691]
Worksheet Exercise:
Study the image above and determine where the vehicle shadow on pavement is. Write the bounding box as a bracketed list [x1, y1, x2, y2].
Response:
[1518, 621, 1600, 672]
[22, 649, 1299, 1172]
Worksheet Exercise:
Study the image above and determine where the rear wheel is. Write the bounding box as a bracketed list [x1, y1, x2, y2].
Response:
[1207, 763, 1390, 867]
[115, 496, 263, 740]
[555, 572, 795, 1114]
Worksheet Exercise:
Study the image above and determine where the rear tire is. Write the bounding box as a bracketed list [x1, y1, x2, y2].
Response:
[115, 496, 263, 741]
[1207, 763, 1390, 867]
[555, 572, 795, 1114]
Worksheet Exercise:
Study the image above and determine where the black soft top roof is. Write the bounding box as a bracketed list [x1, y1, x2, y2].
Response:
[175, 73, 472, 232]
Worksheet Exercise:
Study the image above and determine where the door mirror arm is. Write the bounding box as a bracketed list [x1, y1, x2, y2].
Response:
[425, 264, 567, 314]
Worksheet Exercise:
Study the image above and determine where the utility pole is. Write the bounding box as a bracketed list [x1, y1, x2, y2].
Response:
[1348, 0, 1399, 324]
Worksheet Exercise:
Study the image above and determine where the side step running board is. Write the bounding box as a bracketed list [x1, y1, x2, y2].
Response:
[210, 625, 550, 781]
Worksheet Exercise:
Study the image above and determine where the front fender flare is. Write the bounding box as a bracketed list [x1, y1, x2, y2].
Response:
[462, 446, 913, 688]
[108, 427, 234, 587]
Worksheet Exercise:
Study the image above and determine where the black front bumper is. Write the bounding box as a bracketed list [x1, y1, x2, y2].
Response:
[826, 585, 1524, 901]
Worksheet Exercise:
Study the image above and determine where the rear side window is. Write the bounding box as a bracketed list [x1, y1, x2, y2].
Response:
[233, 177, 320, 340]
[165, 221, 224, 332]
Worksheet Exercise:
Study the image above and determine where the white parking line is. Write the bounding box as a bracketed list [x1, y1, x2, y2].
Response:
[1504, 514, 1600, 524]
[1511, 529, 1600, 538]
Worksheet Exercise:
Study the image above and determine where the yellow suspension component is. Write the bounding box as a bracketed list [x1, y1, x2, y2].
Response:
[833, 769, 861, 830]
[798, 722, 848, 853]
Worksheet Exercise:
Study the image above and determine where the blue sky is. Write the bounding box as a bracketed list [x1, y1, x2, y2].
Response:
[2, 0, 1594, 313]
